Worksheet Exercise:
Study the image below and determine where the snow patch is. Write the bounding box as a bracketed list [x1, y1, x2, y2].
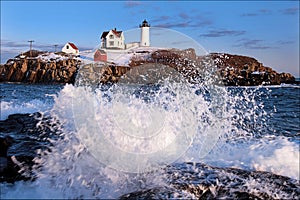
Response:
[37, 53, 69, 62]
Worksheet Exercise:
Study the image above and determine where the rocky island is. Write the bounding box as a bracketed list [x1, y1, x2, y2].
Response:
[0, 48, 295, 86]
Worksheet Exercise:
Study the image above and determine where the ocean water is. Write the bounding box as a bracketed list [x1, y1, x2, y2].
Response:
[0, 80, 299, 198]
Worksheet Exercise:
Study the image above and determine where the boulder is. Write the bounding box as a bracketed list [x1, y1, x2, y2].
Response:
[280, 72, 295, 84]
[119, 162, 300, 199]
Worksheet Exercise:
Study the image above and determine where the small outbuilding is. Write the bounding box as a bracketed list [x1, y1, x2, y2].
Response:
[62, 42, 79, 56]
[94, 49, 107, 62]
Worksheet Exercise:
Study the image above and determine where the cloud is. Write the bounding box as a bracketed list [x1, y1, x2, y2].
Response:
[150, 12, 212, 29]
[241, 9, 272, 17]
[279, 7, 299, 15]
[242, 13, 258, 17]
[179, 12, 189, 19]
[1, 39, 93, 63]
[151, 15, 170, 23]
[1, 48, 24, 55]
[242, 7, 299, 16]
[276, 40, 294, 45]
[259, 9, 271, 14]
[77, 45, 94, 51]
[154, 21, 191, 28]
[200, 29, 246, 37]
[0, 39, 66, 53]
[153, 18, 212, 29]
[233, 39, 272, 49]
[1, 40, 28, 48]
[233, 39, 294, 50]
[170, 40, 192, 45]
[1, 39, 58, 49]
[124, 1, 142, 8]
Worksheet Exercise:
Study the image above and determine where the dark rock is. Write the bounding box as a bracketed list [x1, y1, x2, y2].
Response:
[280, 72, 295, 84]
[210, 53, 296, 86]
[0, 113, 62, 183]
[0, 136, 27, 183]
[119, 162, 300, 199]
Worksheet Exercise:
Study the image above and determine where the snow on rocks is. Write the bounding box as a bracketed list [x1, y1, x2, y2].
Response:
[36, 52, 68, 62]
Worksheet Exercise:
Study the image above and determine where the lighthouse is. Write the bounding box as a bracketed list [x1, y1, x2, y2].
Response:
[139, 19, 150, 47]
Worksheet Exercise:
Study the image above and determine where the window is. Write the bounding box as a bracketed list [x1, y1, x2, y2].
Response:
[109, 41, 114, 46]
[66, 45, 69, 49]
[109, 35, 114, 39]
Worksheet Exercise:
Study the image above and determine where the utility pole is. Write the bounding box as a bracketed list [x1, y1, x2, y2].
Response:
[28, 40, 34, 57]
[54, 44, 58, 53]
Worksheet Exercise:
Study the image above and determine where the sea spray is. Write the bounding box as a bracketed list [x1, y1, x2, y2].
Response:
[26, 61, 229, 198]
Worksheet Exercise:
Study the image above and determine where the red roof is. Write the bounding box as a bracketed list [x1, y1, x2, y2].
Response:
[68, 42, 78, 50]
[112, 29, 122, 37]
[101, 29, 122, 39]
[96, 49, 106, 54]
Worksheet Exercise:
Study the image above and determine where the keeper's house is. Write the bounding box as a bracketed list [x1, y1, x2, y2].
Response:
[101, 28, 125, 49]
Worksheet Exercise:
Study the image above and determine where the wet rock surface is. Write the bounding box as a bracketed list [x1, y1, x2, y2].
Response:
[120, 162, 300, 199]
[0, 113, 62, 183]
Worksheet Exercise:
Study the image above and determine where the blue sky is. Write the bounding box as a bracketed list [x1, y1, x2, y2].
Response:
[1, 1, 299, 76]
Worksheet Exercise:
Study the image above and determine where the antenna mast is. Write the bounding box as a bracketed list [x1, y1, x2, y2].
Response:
[28, 40, 34, 57]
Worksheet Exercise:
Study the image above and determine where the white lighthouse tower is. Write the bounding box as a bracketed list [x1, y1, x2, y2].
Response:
[139, 19, 150, 47]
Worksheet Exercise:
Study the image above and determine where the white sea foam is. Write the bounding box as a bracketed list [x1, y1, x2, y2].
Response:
[252, 138, 299, 179]
[204, 136, 300, 180]
[0, 99, 54, 120]
[226, 83, 300, 89]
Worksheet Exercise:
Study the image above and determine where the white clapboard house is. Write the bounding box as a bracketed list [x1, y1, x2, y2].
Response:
[101, 28, 125, 49]
[62, 42, 79, 56]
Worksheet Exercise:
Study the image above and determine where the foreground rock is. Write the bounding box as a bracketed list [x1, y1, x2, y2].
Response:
[0, 50, 81, 84]
[0, 113, 61, 183]
[120, 162, 300, 199]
